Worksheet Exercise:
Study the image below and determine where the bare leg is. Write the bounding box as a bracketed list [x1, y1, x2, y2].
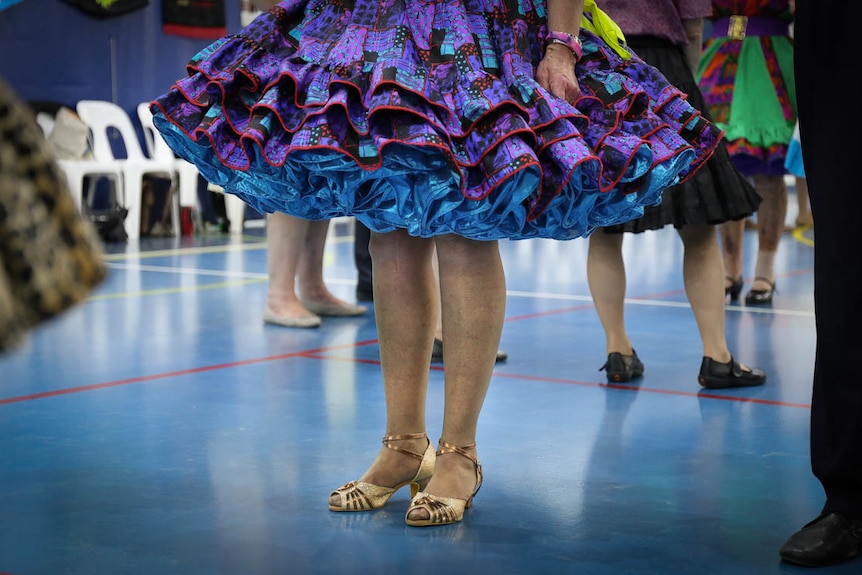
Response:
[719, 218, 745, 289]
[266, 213, 360, 319]
[432, 246, 444, 341]
[751, 174, 788, 291]
[587, 230, 633, 355]
[265, 212, 316, 320]
[678, 224, 732, 362]
[295, 218, 360, 308]
[330, 229, 437, 498]
[794, 176, 813, 228]
[406, 235, 505, 520]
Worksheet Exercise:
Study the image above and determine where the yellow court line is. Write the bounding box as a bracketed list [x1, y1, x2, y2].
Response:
[86, 277, 267, 301]
[100, 239, 267, 262]
[100, 232, 354, 262]
[792, 225, 814, 247]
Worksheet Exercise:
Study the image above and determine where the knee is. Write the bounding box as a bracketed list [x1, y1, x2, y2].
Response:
[435, 236, 499, 270]
[369, 229, 433, 269]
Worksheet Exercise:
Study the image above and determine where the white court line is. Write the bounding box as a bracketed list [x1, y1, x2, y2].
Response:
[106, 263, 815, 318]
[505, 289, 814, 317]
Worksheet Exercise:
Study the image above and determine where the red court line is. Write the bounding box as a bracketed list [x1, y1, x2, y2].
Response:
[310, 353, 810, 408]
[1, 272, 815, 410]
[0, 339, 808, 410]
[0, 340, 380, 406]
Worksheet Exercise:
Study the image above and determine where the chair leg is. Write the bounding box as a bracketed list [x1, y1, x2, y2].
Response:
[224, 193, 247, 234]
[170, 181, 182, 237]
[123, 179, 143, 241]
[66, 176, 85, 213]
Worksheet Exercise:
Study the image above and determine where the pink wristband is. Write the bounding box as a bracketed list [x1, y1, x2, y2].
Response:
[545, 30, 583, 62]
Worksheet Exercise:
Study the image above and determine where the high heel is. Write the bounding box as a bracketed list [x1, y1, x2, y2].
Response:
[744, 277, 776, 305]
[405, 439, 482, 527]
[329, 432, 436, 512]
[725, 276, 743, 302]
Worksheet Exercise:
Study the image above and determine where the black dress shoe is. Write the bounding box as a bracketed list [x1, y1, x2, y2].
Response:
[599, 350, 644, 383]
[698, 356, 766, 389]
[725, 276, 743, 302]
[430, 338, 508, 364]
[744, 276, 776, 305]
[780, 512, 862, 567]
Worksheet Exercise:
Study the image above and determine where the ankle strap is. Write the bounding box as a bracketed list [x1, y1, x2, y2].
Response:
[753, 276, 776, 289]
[436, 438, 478, 464]
[382, 432, 428, 461]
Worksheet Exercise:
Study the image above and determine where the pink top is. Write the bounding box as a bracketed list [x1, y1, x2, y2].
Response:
[599, 0, 712, 46]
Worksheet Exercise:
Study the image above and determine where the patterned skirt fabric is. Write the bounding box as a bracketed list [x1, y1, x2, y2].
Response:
[152, 0, 723, 241]
[603, 38, 761, 234]
[697, 32, 796, 178]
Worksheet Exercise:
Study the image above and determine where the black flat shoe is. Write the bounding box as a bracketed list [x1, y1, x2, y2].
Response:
[744, 276, 776, 305]
[725, 276, 743, 302]
[698, 356, 766, 389]
[431, 338, 508, 364]
[600, 350, 644, 383]
[780, 512, 862, 567]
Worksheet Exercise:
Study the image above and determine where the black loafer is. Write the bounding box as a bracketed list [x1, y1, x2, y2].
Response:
[744, 276, 776, 305]
[780, 512, 862, 567]
[431, 338, 508, 364]
[698, 356, 766, 389]
[600, 350, 644, 383]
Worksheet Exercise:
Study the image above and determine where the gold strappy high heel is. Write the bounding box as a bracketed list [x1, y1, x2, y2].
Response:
[405, 439, 482, 527]
[329, 432, 435, 512]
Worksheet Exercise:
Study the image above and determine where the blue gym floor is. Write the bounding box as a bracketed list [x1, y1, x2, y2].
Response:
[1, 210, 851, 574]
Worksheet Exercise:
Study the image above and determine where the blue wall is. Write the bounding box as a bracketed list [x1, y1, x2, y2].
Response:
[0, 1, 240, 113]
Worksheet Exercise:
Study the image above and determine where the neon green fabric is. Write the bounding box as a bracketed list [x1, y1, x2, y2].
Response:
[581, 0, 631, 59]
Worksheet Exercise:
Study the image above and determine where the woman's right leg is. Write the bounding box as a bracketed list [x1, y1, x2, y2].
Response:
[329, 229, 436, 503]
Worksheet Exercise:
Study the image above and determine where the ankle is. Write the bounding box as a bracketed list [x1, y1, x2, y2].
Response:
[704, 349, 731, 364]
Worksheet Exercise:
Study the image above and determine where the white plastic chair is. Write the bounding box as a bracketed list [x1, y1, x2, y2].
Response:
[35, 112, 55, 136]
[138, 102, 250, 234]
[136, 102, 201, 215]
[76, 100, 179, 240]
[55, 158, 124, 215]
[37, 110, 124, 215]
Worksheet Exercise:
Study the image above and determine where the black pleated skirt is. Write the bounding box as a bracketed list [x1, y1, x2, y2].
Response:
[603, 36, 762, 234]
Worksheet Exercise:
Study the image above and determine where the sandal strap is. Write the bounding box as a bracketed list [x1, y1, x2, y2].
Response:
[436, 439, 479, 465]
[382, 432, 428, 461]
[753, 276, 776, 289]
[436, 438, 483, 499]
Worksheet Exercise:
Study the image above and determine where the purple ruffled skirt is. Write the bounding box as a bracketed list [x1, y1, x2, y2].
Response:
[152, 0, 722, 240]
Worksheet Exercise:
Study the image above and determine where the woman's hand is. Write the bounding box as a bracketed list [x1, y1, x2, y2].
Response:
[535, 44, 581, 104]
